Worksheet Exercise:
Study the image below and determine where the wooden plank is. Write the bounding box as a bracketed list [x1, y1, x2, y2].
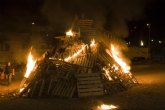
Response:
[77, 77, 101, 81]
[89, 54, 93, 67]
[61, 81, 69, 97]
[83, 56, 87, 67]
[97, 53, 109, 64]
[76, 73, 100, 77]
[52, 81, 63, 96]
[51, 80, 76, 98]
[67, 84, 76, 97]
[75, 56, 80, 65]
[74, 57, 79, 64]
[78, 84, 103, 89]
[77, 72, 104, 97]
[47, 79, 54, 95]
[77, 57, 81, 65]
[78, 80, 102, 85]
[38, 79, 45, 97]
[59, 81, 76, 97]
[89, 54, 94, 68]
[78, 88, 103, 92]
[56, 81, 65, 96]
[90, 54, 95, 67]
[86, 55, 89, 67]
[30, 81, 39, 97]
[80, 56, 83, 65]
[92, 54, 96, 68]
[78, 57, 82, 64]
[86, 54, 90, 67]
[62, 81, 70, 97]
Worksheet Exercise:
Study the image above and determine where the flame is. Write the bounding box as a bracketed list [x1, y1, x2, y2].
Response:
[98, 104, 118, 110]
[64, 44, 87, 62]
[90, 39, 96, 47]
[66, 30, 73, 36]
[103, 67, 113, 80]
[24, 51, 36, 78]
[107, 44, 130, 73]
[90, 39, 97, 52]
[64, 39, 97, 62]
[19, 88, 25, 93]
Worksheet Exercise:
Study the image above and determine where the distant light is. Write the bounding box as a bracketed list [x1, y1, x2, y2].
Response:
[140, 40, 144, 46]
[151, 39, 154, 42]
[32, 22, 35, 25]
[147, 23, 150, 27]
[159, 41, 162, 44]
[126, 41, 130, 45]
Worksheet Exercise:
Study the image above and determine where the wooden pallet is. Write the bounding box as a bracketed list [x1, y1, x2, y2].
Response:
[52, 80, 76, 98]
[59, 62, 74, 79]
[76, 73, 104, 97]
[103, 81, 126, 95]
[73, 54, 96, 68]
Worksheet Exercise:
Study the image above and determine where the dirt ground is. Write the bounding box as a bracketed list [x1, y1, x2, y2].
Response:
[0, 64, 165, 110]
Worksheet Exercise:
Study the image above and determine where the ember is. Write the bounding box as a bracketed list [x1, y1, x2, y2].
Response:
[90, 39, 97, 52]
[103, 67, 113, 81]
[97, 104, 118, 110]
[66, 30, 73, 36]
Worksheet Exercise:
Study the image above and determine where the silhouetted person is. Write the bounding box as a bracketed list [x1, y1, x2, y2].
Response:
[4, 62, 14, 84]
[0, 68, 4, 80]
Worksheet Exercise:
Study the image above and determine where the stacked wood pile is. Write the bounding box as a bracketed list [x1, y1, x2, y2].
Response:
[76, 73, 104, 97]
[18, 41, 138, 98]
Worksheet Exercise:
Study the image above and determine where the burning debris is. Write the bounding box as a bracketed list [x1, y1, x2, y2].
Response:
[97, 104, 118, 110]
[18, 29, 138, 98]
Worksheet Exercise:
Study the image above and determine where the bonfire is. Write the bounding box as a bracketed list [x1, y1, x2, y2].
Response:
[18, 29, 138, 98]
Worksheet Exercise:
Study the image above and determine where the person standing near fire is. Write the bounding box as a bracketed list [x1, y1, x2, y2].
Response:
[4, 61, 14, 84]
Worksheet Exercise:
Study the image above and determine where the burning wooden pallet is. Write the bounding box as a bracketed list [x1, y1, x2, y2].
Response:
[72, 54, 96, 68]
[18, 37, 138, 98]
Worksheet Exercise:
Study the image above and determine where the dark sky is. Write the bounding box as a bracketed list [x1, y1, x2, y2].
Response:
[0, 0, 165, 39]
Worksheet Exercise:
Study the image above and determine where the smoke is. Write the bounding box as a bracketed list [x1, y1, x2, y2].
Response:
[42, 0, 151, 37]
[41, 0, 106, 31]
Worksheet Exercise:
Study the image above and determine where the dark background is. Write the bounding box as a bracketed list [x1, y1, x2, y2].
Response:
[0, 0, 165, 42]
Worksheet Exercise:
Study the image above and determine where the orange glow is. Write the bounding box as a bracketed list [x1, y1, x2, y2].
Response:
[66, 30, 73, 36]
[19, 88, 25, 93]
[98, 104, 118, 110]
[64, 44, 87, 62]
[90, 39, 96, 47]
[112, 64, 119, 71]
[90, 39, 97, 52]
[106, 44, 130, 73]
[103, 67, 113, 80]
[64, 39, 98, 62]
[24, 51, 36, 78]
[65, 39, 97, 62]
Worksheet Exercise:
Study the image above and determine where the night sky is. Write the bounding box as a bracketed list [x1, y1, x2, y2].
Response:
[0, 0, 165, 41]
